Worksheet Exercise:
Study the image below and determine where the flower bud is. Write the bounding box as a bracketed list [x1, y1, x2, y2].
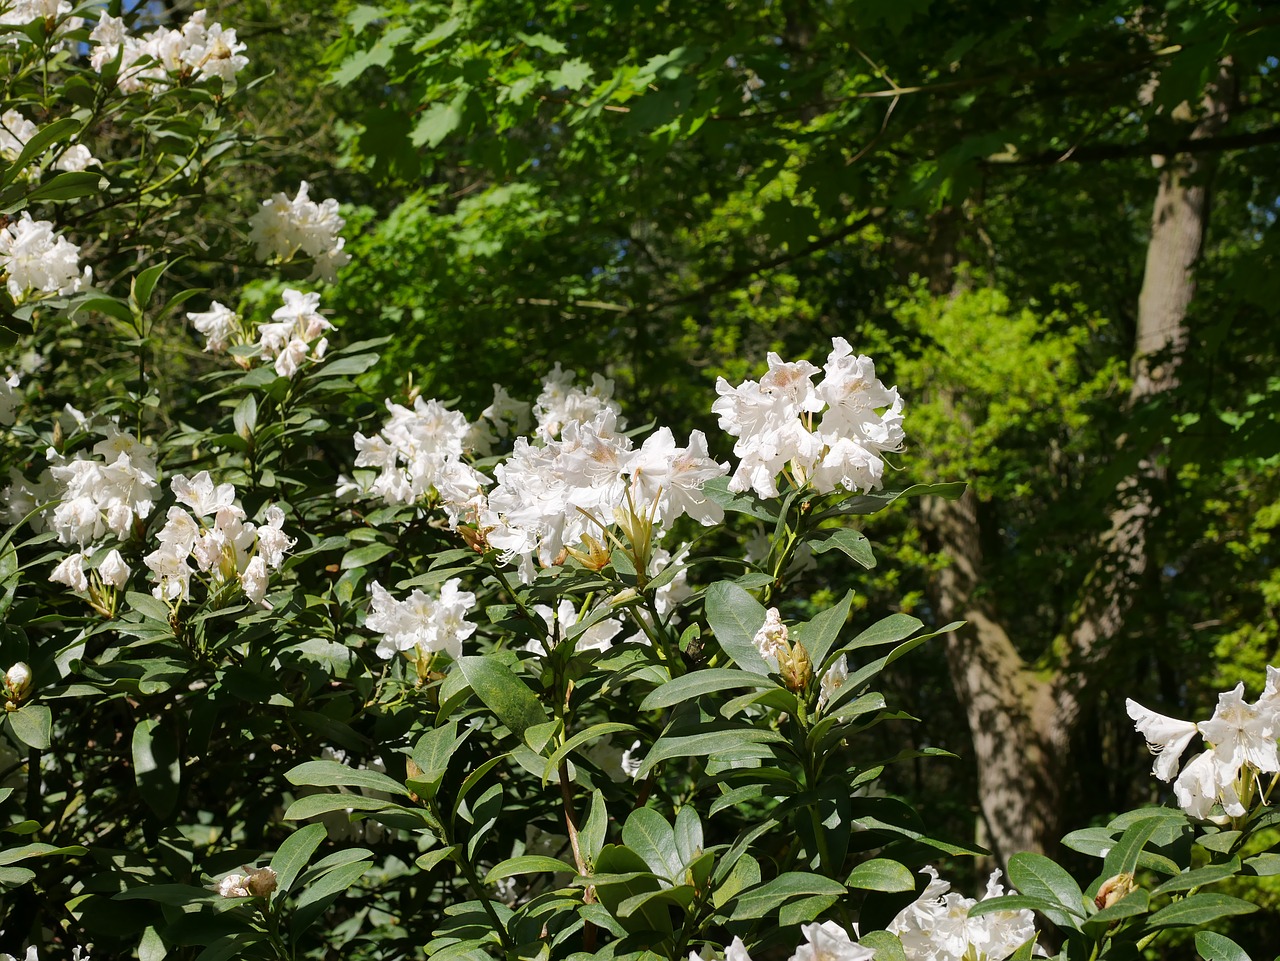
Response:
[245, 866, 278, 897]
[566, 532, 611, 571]
[1094, 873, 1137, 910]
[778, 640, 812, 694]
[4, 662, 32, 703]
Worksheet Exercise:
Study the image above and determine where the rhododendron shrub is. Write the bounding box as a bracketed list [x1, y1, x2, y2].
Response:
[0, 6, 1274, 961]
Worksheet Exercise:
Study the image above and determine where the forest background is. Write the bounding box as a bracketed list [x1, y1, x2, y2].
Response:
[5, 0, 1280, 955]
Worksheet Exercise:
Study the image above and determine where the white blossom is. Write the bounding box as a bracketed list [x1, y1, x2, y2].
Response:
[888, 867, 1040, 961]
[257, 288, 334, 377]
[0, 214, 91, 303]
[248, 182, 350, 282]
[621, 739, 643, 779]
[790, 921, 874, 961]
[692, 937, 755, 961]
[1, 0, 83, 50]
[0, 373, 22, 426]
[97, 549, 131, 589]
[714, 338, 905, 499]
[216, 873, 250, 898]
[532, 363, 624, 439]
[90, 10, 247, 94]
[365, 578, 477, 661]
[752, 608, 788, 670]
[188, 302, 241, 353]
[817, 655, 847, 711]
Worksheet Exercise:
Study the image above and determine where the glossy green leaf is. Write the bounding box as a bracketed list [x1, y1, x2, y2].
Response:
[456, 656, 548, 736]
[638, 668, 776, 710]
[484, 855, 576, 883]
[1147, 893, 1257, 929]
[845, 858, 915, 892]
[132, 717, 180, 819]
[270, 823, 327, 899]
[286, 759, 409, 797]
[810, 529, 876, 569]
[729, 872, 846, 920]
[623, 807, 682, 881]
[1195, 931, 1252, 961]
[703, 581, 769, 674]
[7, 704, 51, 751]
[1006, 851, 1086, 919]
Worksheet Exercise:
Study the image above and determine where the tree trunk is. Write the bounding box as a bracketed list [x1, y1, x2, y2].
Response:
[923, 488, 1061, 866]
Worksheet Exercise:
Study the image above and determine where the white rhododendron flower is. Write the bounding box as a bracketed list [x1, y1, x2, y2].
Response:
[817, 655, 848, 711]
[248, 181, 350, 282]
[142, 473, 292, 606]
[46, 425, 157, 548]
[0, 373, 21, 426]
[1, 0, 83, 49]
[0, 110, 98, 175]
[50, 551, 88, 592]
[187, 301, 242, 353]
[365, 578, 477, 661]
[752, 608, 788, 670]
[90, 10, 248, 94]
[1128, 668, 1280, 820]
[714, 338, 904, 498]
[351, 365, 727, 582]
[216, 874, 250, 898]
[888, 867, 1040, 961]
[0, 213, 91, 303]
[790, 921, 875, 961]
[532, 363, 623, 439]
[620, 739, 643, 779]
[257, 288, 334, 377]
[353, 394, 491, 512]
[692, 937, 755, 961]
[97, 549, 131, 590]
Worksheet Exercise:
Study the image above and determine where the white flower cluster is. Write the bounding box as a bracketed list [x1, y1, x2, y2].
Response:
[1, 0, 83, 48]
[365, 578, 477, 662]
[713, 337, 904, 498]
[1128, 668, 1280, 819]
[144, 472, 292, 606]
[532, 362, 619, 439]
[187, 301, 240, 354]
[89, 10, 248, 94]
[691, 925, 874, 961]
[353, 393, 496, 515]
[352, 367, 726, 583]
[256, 288, 334, 377]
[484, 411, 726, 582]
[888, 867, 1042, 961]
[247, 181, 351, 283]
[0, 213, 91, 304]
[47, 425, 157, 548]
[1, 110, 97, 175]
[690, 869, 1038, 961]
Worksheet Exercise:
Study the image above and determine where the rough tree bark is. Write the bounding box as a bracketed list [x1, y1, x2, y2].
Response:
[922, 68, 1233, 868]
